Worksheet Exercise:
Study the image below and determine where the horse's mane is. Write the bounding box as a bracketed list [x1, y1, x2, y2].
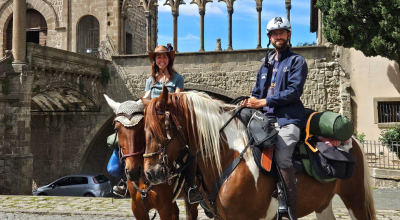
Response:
[146, 91, 243, 173]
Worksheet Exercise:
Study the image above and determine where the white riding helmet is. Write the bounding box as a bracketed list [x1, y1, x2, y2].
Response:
[266, 17, 291, 35]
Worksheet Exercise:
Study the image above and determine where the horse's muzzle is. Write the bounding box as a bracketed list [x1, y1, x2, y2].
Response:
[144, 164, 167, 185]
[125, 167, 141, 182]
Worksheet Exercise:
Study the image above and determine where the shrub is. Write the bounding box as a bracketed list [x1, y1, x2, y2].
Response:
[379, 124, 400, 158]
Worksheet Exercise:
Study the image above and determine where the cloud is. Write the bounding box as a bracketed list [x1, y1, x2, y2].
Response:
[179, 33, 200, 41]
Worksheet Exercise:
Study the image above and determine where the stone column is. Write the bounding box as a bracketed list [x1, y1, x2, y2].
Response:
[121, 13, 127, 54]
[172, 12, 179, 52]
[12, 0, 27, 63]
[285, 0, 291, 21]
[256, 5, 262, 49]
[227, 7, 233, 51]
[145, 11, 152, 52]
[199, 9, 205, 52]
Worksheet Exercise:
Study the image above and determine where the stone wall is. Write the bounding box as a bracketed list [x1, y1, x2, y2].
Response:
[111, 46, 351, 119]
[0, 0, 155, 58]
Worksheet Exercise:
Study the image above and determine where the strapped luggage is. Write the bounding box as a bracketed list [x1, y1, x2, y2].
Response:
[299, 138, 356, 183]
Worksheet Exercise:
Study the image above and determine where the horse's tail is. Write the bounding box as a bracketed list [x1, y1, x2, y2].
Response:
[357, 138, 377, 220]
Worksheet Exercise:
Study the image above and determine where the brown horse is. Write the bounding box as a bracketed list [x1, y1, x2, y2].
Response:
[104, 95, 198, 220]
[142, 88, 376, 220]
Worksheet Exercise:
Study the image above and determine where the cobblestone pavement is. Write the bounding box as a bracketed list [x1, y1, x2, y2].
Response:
[0, 188, 399, 219]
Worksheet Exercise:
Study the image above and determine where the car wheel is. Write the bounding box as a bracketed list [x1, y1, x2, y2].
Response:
[83, 193, 95, 197]
[38, 193, 47, 196]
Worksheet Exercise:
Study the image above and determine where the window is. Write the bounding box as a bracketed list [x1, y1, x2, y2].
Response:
[77, 15, 100, 57]
[54, 177, 73, 187]
[94, 175, 109, 184]
[374, 97, 400, 128]
[73, 177, 88, 185]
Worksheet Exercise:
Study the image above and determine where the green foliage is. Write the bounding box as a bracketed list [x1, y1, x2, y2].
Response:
[1, 77, 11, 95]
[33, 74, 39, 81]
[101, 68, 110, 85]
[31, 85, 41, 93]
[316, 0, 400, 62]
[296, 41, 317, 47]
[353, 131, 366, 143]
[379, 124, 400, 157]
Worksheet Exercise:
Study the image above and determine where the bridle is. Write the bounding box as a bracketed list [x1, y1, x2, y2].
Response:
[143, 108, 190, 185]
[113, 112, 146, 164]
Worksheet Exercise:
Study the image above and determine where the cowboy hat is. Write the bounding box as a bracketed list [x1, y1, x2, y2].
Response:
[148, 45, 175, 62]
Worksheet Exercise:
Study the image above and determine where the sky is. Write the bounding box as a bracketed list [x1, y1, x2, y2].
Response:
[157, 0, 316, 52]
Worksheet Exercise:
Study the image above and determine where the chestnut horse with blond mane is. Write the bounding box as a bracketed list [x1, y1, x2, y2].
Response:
[104, 95, 198, 220]
[142, 87, 376, 220]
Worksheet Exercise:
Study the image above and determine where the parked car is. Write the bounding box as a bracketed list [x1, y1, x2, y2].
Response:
[32, 173, 112, 197]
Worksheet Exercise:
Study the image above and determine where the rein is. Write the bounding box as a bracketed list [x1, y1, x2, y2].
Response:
[143, 109, 200, 185]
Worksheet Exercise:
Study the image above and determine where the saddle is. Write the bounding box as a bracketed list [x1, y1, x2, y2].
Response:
[233, 107, 356, 182]
[233, 107, 278, 172]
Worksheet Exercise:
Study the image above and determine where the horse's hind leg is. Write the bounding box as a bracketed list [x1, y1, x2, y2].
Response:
[315, 199, 336, 220]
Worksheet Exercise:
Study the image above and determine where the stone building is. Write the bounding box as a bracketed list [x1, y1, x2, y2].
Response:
[311, 1, 400, 141]
[0, 0, 158, 58]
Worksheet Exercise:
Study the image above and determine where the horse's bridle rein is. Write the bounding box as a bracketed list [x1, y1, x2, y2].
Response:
[113, 112, 145, 163]
[143, 108, 190, 185]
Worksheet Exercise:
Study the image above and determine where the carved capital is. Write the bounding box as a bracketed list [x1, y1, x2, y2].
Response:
[227, 7, 233, 14]
[199, 9, 205, 16]
[256, 6, 262, 12]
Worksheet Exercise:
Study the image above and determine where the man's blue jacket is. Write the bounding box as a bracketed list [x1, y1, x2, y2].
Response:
[251, 46, 308, 127]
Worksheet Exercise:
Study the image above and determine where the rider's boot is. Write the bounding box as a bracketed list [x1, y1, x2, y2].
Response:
[185, 161, 203, 204]
[113, 179, 127, 197]
[280, 166, 297, 220]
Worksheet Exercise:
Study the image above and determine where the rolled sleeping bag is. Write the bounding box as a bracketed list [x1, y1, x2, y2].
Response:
[309, 111, 354, 141]
[107, 148, 124, 179]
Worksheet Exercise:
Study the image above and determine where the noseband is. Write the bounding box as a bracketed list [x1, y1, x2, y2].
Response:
[113, 112, 145, 164]
[143, 109, 188, 185]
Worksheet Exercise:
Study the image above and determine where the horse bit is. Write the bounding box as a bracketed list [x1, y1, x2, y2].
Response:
[143, 109, 189, 185]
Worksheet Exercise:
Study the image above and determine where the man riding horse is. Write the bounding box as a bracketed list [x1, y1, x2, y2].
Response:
[242, 17, 308, 220]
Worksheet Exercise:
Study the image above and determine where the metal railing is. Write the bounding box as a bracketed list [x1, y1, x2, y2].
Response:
[361, 140, 400, 169]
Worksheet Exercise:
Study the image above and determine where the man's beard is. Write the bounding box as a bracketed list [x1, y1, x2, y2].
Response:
[272, 39, 288, 51]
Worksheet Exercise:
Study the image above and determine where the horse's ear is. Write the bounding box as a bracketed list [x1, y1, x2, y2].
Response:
[140, 97, 150, 107]
[159, 85, 169, 107]
[104, 94, 120, 113]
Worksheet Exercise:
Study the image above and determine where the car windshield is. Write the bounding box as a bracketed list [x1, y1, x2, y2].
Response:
[95, 175, 109, 184]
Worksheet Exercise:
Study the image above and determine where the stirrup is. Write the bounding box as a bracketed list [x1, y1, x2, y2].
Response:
[188, 185, 203, 204]
[113, 179, 127, 197]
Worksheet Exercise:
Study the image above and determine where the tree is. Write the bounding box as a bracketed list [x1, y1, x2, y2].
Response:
[316, 0, 400, 62]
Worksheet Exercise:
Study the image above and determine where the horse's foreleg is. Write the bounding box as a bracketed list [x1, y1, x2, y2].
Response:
[315, 199, 336, 220]
[188, 203, 199, 220]
[131, 199, 149, 220]
[158, 202, 180, 220]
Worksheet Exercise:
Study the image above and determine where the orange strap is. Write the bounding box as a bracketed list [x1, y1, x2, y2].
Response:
[305, 112, 319, 152]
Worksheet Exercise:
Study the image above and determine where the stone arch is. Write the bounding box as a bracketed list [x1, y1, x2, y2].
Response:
[185, 83, 238, 103]
[121, 0, 130, 14]
[31, 84, 101, 112]
[78, 114, 117, 183]
[0, 0, 58, 56]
